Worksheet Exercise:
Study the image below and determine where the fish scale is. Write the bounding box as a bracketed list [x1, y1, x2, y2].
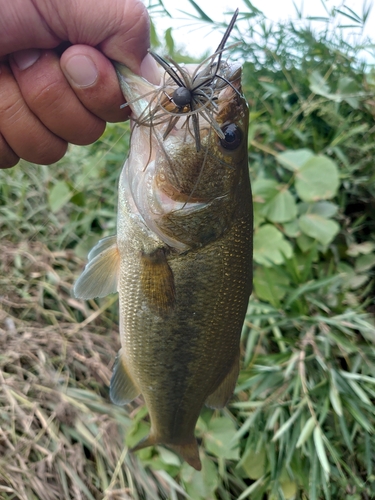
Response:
[74, 17, 252, 470]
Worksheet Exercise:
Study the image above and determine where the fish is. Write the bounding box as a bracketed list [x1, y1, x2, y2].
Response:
[74, 11, 252, 471]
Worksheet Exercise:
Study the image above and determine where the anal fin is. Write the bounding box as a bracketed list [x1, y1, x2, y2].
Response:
[110, 349, 140, 406]
[140, 248, 175, 316]
[74, 235, 120, 299]
[205, 352, 240, 409]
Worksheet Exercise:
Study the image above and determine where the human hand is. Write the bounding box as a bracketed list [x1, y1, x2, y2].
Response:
[0, 0, 160, 168]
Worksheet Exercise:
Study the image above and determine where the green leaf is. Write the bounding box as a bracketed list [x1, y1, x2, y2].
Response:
[186, 0, 213, 22]
[296, 417, 315, 448]
[157, 447, 181, 467]
[283, 219, 300, 237]
[329, 370, 343, 416]
[48, 181, 72, 213]
[253, 179, 284, 226]
[285, 275, 340, 307]
[309, 201, 338, 218]
[277, 148, 314, 171]
[252, 178, 279, 201]
[344, 400, 373, 432]
[347, 241, 375, 256]
[253, 205, 266, 229]
[339, 415, 353, 452]
[181, 455, 218, 499]
[70, 191, 85, 207]
[204, 417, 239, 460]
[164, 27, 174, 54]
[355, 253, 375, 273]
[365, 432, 373, 477]
[346, 380, 372, 406]
[264, 188, 298, 223]
[237, 447, 266, 480]
[309, 452, 318, 500]
[281, 478, 298, 499]
[299, 214, 340, 246]
[338, 262, 369, 290]
[296, 156, 340, 201]
[253, 266, 290, 306]
[337, 76, 360, 108]
[313, 427, 330, 476]
[125, 420, 150, 449]
[253, 225, 293, 266]
[149, 19, 161, 48]
[238, 476, 265, 500]
[272, 407, 302, 441]
[309, 71, 332, 98]
[297, 233, 316, 252]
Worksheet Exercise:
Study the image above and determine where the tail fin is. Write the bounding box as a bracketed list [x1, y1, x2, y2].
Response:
[168, 441, 201, 471]
[131, 434, 202, 471]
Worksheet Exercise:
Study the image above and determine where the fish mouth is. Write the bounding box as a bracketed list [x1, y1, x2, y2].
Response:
[115, 56, 244, 152]
[115, 63, 162, 122]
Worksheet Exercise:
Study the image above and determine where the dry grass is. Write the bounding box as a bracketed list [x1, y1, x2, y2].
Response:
[0, 240, 179, 500]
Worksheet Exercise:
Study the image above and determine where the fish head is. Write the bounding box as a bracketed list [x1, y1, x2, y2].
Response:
[116, 56, 249, 249]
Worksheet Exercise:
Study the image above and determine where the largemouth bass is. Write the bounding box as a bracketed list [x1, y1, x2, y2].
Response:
[74, 12, 252, 471]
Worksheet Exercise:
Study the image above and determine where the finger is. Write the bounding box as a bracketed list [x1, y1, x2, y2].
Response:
[60, 45, 130, 123]
[10, 49, 106, 145]
[1, 0, 152, 73]
[0, 63, 68, 165]
[0, 133, 20, 169]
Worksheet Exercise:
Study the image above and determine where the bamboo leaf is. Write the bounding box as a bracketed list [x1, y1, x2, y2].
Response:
[272, 408, 302, 442]
[309, 452, 319, 500]
[344, 400, 373, 432]
[313, 427, 330, 476]
[238, 476, 265, 500]
[365, 431, 372, 477]
[339, 416, 353, 452]
[186, 0, 213, 22]
[329, 370, 343, 416]
[296, 417, 315, 448]
[347, 379, 372, 406]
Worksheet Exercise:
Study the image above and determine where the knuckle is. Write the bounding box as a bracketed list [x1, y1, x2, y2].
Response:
[29, 134, 68, 165]
[26, 77, 66, 114]
[0, 134, 19, 169]
[72, 120, 105, 146]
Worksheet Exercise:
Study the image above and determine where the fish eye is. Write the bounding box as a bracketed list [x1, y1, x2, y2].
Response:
[173, 87, 192, 107]
[220, 123, 242, 150]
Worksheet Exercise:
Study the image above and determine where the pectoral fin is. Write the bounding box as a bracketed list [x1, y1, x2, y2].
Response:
[205, 352, 240, 409]
[140, 248, 175, 315]
[110, 349, 140, 405]
[74, 235, 120, 299]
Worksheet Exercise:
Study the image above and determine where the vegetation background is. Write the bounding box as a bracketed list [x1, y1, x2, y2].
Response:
[0, 1, 375, 498]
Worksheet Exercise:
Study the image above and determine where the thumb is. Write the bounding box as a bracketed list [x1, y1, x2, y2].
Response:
[61, 45, 160, 123]
[61, 44, 130, 123]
